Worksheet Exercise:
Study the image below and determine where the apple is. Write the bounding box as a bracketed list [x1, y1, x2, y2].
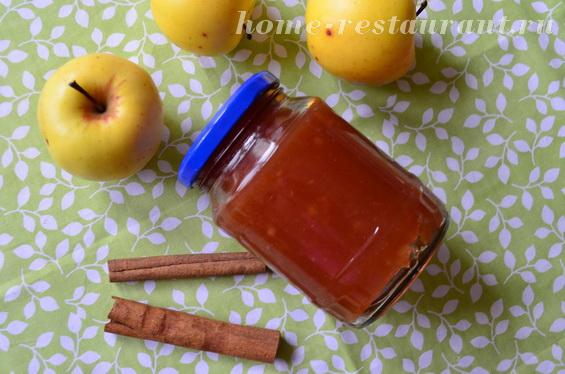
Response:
[306, 0, 420, 85]
[151, 0, 256, 56]
[37, 53, 163, 181]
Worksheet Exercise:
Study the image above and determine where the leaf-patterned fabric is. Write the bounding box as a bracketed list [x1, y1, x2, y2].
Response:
[1, 0, 564, 373]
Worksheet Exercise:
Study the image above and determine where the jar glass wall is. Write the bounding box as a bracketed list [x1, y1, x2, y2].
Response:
[181, 73, 448, 326]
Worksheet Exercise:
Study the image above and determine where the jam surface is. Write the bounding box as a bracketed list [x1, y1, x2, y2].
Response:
[207, 95, 447, 323]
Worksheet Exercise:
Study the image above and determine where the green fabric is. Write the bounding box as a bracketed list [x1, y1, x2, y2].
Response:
[1, 0, 564, 373]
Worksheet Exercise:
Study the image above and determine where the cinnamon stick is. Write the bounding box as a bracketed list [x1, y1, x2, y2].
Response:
[104, 297, 280, 363]
[108, 252, 267, 282]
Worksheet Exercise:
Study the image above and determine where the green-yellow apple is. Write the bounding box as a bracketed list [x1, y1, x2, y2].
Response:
[306, 0, 417, 85]
[151, 0, 255, 56]
[37, 53, 163, 181]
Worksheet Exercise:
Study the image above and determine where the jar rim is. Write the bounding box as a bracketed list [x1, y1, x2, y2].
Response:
[178, 71, 279, 187]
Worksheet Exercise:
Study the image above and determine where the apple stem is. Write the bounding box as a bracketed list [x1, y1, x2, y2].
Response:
[416, 0, 428, 17]
[69, 80, 106, 114]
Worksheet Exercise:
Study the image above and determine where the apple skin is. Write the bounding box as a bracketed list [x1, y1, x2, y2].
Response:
[306, 0, 415, 86]
[151, 0, 255, 56]
[37, 53, 163, 181]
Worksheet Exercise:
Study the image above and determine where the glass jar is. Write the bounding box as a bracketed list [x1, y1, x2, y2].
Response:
[179, 72, 448, 327]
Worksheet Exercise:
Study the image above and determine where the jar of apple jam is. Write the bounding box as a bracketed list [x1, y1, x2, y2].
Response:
[178, 72, 448, 326]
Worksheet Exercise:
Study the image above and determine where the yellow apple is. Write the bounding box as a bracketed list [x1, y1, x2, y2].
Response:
[306, 0, 416, 85]
[37, 53, 163, 181]
[151, 0, 255, 55]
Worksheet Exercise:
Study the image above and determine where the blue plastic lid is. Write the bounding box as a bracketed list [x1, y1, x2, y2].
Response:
[178, 71, 279, 186]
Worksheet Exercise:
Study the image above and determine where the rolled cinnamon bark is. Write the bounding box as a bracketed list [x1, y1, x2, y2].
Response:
[108, 252, 267, 282]
[105, 297, 281, 363]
